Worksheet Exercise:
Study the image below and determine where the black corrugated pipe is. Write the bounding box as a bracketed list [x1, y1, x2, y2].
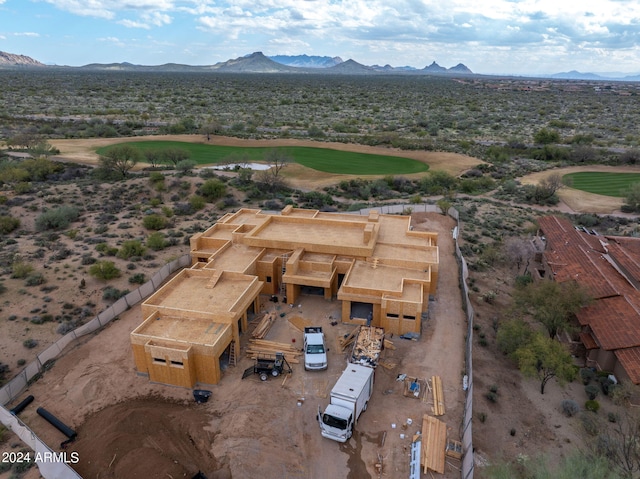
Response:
[36, 407, 77, 440]
[10, 395, 34, 415]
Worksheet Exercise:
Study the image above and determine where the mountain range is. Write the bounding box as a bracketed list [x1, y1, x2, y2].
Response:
[2, 50, 640, 81]
[0, 50, 473, 76]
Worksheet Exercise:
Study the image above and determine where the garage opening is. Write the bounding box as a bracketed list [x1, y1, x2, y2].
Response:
[350, 302, 373, 322]
[301, 285, 324, 296]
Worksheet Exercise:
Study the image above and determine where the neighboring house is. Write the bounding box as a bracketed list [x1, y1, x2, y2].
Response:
[536, 215, 640, 384]
[131, 206, 439, 388]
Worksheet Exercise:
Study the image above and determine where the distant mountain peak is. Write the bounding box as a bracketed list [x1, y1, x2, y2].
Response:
[269, 54, 343, 68]
[0, 51, 44, 67]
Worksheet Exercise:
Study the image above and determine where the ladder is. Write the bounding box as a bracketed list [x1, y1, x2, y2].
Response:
[280, 253, 289, 297]
[228, 341, 237, 367]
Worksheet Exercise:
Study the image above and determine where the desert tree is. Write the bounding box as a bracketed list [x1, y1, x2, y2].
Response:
[595, 412, 640, 479]
[99, 145, 140, 178]
[536, 172, 565, 199]
[201, 120, 223, 140]
[619, 149, 640, 165]
[162, 147, 191, 168]
[503, 237, 534, 272]
[264, 148, 292, 178]
[623, 182, 640, 213]
[496, 317, 534, 357]
[142, 149, 164, 168]
[514, 332, 576, 394]
[514, 279, 591, 338]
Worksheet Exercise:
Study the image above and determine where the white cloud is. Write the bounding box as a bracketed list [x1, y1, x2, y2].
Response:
[14, 32, 41, 37]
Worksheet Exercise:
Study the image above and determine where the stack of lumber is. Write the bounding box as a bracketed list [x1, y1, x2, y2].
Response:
[251, 312, 276, 339]
[431, 375, 445, 416]
[340, 326, 360, 351]
[247, 339, 301, 364]
[421, 414, 447, 475]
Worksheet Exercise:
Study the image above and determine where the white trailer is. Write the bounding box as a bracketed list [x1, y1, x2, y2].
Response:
[318, 364, 374, 442]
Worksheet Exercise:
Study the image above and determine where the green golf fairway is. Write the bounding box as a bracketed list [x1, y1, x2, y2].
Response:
[97, 141, 428, 175]
[563, 171, 640, 197]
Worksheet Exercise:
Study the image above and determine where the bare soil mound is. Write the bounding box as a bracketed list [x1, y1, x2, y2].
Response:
[71, 396, 226, 479]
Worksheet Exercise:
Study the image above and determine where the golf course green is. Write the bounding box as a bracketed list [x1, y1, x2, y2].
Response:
[97, 141, 429, 175]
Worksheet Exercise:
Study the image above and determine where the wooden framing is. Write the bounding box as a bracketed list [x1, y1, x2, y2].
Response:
[133, 207, 440, 389]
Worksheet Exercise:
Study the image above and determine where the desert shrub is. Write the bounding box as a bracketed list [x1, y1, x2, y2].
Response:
[149, 171, 165, 185]
[585, 400, 600, 413]
[580, 367, 595, 385]
[142, 213, 169, 230]
[95, 243, 118, 256]
[608, 412, 619, 423]
[0, 215, 20, 234]
[117, 240, 146, 259]
[102, 286, 128, 301]
[57, 321, 78, 335]
[580, 412, 599, 435]
[128, 273, 147, 284]
[189, 195, 206, 211]
[22, 339, 38, 349]
[199, 178, 227, 201]
[81, 254, 97, 265]
[486, 391, 498, 403]
[24, 273, 45, 286]
[35, 205, 80, 231]
[89, 261, 121, 280]
[478, 412, 487, 423]
[561, 399, 580, 417]
[176, 159, 197, 173]
[599, 376, 616, 396]
[11, 260, 34, 279]
[585, 384, 600, 400]
[146, 232, 167, 251]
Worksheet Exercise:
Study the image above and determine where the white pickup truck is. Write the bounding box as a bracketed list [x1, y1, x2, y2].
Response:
[304, 327, 327, 371]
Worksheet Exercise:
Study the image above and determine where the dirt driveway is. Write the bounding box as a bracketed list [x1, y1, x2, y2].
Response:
[5, 211, 465, 479]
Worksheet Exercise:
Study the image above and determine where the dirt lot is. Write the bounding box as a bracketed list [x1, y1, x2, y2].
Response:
[2, 212, 466, 479]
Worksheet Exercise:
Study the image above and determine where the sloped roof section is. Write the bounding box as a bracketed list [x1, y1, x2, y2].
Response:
[615, 347, 640, 385]
[576, 295, 640, 350]
[539, 215, 640, 384]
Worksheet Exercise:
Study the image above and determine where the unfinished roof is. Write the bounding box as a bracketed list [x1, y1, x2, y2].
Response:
[341, 260, 430, 296]
[203, 244, 264, 274]
[242, 215, 379, 256]
[143, 269, 262, 317]
[133, 314, 231, 347]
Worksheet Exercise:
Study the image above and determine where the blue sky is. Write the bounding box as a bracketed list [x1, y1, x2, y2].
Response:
[1, 0, 640, 75]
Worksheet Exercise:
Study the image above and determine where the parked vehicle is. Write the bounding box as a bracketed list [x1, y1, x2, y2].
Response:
[317, 363, 375, 442]
[304, 327, 328, 370]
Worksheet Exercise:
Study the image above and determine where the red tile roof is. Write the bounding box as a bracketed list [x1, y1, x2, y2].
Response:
[539, 216, 640, 383]
[615, 348, 640, 384]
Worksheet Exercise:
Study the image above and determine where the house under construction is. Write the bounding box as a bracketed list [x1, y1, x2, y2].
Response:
[131, 206, 439, 388]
